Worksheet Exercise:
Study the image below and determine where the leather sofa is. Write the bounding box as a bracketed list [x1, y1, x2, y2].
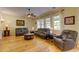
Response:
[35, 28, 50, 39]
[15, 28, 28, 36]
[53, 30, 78, 51]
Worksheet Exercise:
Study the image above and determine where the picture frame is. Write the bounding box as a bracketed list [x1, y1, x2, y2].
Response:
[16, 20, 25, 26]
[64, 16, 75, 25]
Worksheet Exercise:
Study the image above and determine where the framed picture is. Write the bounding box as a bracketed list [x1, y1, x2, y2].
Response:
[16, 20, 25, 26]
[64, 16, 75, 25]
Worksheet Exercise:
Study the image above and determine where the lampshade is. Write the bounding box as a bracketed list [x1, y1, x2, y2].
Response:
[0, 16, 4, 23]
[32, 27, 34, 30]
[5, 24, 9, 27]
[50, 27, 53, 33]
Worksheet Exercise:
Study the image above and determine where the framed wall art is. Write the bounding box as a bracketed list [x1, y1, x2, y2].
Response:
[16, 20, 25, 26]
[64, 16, 75, 25]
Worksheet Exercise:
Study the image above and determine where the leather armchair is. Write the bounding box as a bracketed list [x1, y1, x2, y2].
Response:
[53, 30, 78, 51]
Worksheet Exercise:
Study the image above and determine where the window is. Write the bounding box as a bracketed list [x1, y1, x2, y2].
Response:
[40, 20, 44, 28]
[37, 20, 40, 28]
[37, 19, 44, 28]
[45, 18, 51, 28]
[53, 15, 61, 30]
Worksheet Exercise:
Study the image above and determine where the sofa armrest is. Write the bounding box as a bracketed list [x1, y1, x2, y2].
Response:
[42, 32, 47, 34]
[54, 34, 62, 39]
[53, 37, 64, 44]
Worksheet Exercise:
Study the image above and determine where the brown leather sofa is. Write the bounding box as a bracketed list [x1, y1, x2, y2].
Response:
[53, 30, 78, 51]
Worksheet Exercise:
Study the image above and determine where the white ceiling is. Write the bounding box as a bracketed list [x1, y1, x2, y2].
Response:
[0, 7, 53, 16]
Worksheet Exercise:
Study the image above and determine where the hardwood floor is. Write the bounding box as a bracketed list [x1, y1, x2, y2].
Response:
[0, 36, 78, 52]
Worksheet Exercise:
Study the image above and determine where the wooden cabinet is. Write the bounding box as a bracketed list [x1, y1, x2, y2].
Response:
[4, 30, 10, 36]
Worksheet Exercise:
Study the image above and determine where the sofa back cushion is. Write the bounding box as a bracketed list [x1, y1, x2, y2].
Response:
[22, 28, 28, 33]
[38, 28, 50, 34]
[16, 28, 28, 36]
[62, 30, 78, 41]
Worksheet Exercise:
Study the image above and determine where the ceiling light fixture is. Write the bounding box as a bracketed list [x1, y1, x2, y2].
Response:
[27, 9, 36, 18]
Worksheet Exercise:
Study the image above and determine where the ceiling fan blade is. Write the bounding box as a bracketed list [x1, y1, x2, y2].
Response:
[27, 9, 36, 18]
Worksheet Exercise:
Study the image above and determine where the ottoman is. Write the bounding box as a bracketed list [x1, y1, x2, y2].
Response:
[24, 33, 34, 40]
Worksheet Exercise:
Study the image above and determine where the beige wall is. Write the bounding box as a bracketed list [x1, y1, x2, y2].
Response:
[38, 7, 78, 33]
[62, 8, 79, 44]
[38, 7, 79, 44]
[0, 12, 36, 36]
[0, 7, 79, 38]
[63, 8, 78, 31]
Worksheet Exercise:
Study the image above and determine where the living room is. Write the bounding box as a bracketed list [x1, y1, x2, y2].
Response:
[0, 7, 79, 52]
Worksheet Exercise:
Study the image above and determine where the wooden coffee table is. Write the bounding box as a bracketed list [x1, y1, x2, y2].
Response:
[24, 33, 34, 40]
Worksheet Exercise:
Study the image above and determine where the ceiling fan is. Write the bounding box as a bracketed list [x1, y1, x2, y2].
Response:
[27, 9, 36, 18]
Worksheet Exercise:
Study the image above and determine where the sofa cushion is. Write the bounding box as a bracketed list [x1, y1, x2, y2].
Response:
[61, 30, 77, 40]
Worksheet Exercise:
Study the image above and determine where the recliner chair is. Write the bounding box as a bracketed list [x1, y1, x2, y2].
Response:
[53, 30, 78, 51]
